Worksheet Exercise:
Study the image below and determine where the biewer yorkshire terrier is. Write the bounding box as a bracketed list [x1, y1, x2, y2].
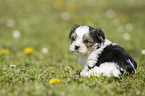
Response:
[68, 24, 137, 78]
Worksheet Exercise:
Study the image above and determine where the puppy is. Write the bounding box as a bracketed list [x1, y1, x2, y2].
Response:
[68, 24, 137, 77]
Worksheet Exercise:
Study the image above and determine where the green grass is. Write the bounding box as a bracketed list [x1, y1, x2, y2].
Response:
[0, 0, 145, 96]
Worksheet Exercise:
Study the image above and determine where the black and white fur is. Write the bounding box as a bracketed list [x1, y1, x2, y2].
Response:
[68, 24, 137, 78]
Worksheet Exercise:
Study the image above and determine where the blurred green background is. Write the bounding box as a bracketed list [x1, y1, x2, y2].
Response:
[0, 0, 145, 95]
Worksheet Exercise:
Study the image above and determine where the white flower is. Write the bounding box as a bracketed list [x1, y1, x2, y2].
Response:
[106, 9, 115, 19]
[123, 33, 130, 40]
[42, 48, 48, 53]
[125, 23, 133, 31]
[12, 30, 21, 38]
[7, 19, 15, 27]
[61, 12, 70, 21]
[10, 64, 16, 67]
[3, 67, 6, 70]
[141, 49, 145, 55]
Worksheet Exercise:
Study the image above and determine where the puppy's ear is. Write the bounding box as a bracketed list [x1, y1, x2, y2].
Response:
[89, 28, 105, 43]
[97, 28, 105, 43]
[68, 24, 80, 40]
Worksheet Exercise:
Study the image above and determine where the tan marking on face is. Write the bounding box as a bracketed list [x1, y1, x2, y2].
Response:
[83, 33, 95, 51]
[83, 34, 94, 42]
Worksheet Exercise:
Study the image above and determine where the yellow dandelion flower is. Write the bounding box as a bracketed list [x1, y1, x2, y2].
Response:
[49, 78, 60, 84]
[0, 49, 9, 55]
[10, 64, 16, 67]
[24, 47, 33, 54]
[61, 75, 63, 78]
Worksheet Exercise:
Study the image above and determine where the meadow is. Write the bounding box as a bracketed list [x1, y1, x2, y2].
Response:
[0, 0, 145, 96]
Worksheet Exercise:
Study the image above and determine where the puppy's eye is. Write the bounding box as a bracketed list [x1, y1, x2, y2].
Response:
[71, 37, 76, 41]
[83, 40, 89, 43]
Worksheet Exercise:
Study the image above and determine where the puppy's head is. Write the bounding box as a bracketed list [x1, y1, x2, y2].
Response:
[68, 24, 105, 55]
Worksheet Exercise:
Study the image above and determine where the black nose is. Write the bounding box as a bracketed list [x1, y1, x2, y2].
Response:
[75, 45, 80, 50]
